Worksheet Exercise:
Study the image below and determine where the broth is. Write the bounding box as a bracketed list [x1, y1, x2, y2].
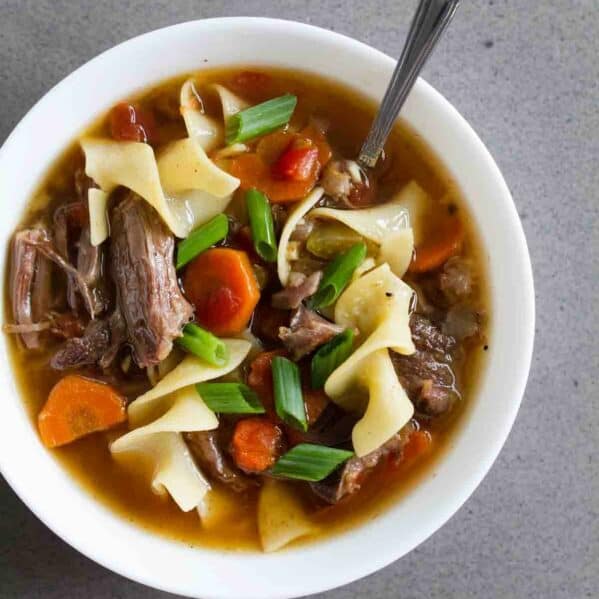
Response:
[5, 67, 489, 551]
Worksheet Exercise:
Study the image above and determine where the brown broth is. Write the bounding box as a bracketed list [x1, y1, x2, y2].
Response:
[5, 67, 489, 551]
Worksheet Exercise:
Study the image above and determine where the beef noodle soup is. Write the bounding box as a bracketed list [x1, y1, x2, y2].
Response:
[4, 68, 488, 551]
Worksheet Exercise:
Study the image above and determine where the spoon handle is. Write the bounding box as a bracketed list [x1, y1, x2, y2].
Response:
[358, 0, 461, 168]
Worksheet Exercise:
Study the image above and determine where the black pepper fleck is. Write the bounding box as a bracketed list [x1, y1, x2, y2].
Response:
[447, 203, 457, 215]
[483, 345, 489, 351]
[386, 292, 393, 297]
[484, 40, 494, 48]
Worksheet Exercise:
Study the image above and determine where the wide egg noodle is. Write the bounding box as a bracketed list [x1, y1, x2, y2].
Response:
[309, 181, 431, 277]
[128, 338, 251, 427]
[209, 83, 249, 120]
[309, 189, 411, 243]
[378, 228, 415, 278]
[112, 431, 210, 512]
[180, 78, 223, 152]
[81, 137, 188, 238]
[157, 137, 239, 198]
[324, 264, 415, 456]
[350, 349, 414, 457]
[258, 479, 317, 552]
[87, 188, 109, 246]
[111, 387, 218, 451]
[277, 186, 324, 285]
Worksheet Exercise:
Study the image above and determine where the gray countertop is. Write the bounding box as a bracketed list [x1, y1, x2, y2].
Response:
[1, 1, 597, 598]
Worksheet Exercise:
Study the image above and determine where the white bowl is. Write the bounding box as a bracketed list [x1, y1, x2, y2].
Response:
[0, 17, 534, 599]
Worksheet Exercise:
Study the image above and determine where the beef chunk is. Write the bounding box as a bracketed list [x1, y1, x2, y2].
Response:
[311, 421, 416, 504]
[320, 159, 376, 208]
[392, 314, 458, 417]
[184, 430, 255, 493]
[110, 195, 193, 367]
[439, 256, 474, 304]
[278, 304, 343, 359]
[271, 271, 322, 310]
[50, 310, 125, 370]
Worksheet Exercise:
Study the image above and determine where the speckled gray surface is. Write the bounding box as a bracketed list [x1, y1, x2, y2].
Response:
[1, 1, 597, 598]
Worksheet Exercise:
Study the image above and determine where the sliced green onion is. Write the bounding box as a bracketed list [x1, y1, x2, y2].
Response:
[310, 329, 355, 389]
[196, 382, 265, 414]
[246, 189, 277, 262]
[309, 242, 367, 309]
[225, 94, 297, 145]
[271, 443, 354, 481]
[176, 213, 228, 270]
[176, 323, 229, 367]
[272, 356, 307, 432]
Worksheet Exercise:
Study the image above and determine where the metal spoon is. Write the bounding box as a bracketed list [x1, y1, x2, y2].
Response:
[358, 0, 461, 169]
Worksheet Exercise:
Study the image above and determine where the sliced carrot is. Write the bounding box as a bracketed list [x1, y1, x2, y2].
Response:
[409, 217, 464, 273]
[256, 130, 295, 164]
[183, 248, 260, 336]
[38, 375, 126, 448]
[231, 417, 284, 472]
[248, 350, 287, 404]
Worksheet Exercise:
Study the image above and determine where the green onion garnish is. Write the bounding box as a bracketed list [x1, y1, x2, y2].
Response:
[309, 242, 367, 309]
[246, 189, 277, 262]
[272, 356, 307, 432]
[310, 329, 355, 389]
[225, 94, 297, 145]
[176, 213, 229, 270]
[196, 382, 265, 414]
[176, 323, 229, 367]
[271, 443, 354, 481]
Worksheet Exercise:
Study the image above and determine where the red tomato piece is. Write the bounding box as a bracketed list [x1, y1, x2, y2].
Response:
[109, 102, 156, 143]
[272, 139, 320, 182]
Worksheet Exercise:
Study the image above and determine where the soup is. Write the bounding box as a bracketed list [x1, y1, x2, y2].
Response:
[4, 68, 488, 552]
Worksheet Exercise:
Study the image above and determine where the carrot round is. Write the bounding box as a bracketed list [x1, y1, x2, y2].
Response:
[231, 417, 284, 472]
[409, 217, 464, 273]
[183, 248, 260, 336]
[247, 350, 288, 417]
[38, 375, 126, 448]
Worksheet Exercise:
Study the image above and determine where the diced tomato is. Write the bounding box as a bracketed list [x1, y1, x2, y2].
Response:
[229, 71, 274, 102]
[231, 417, 284, 472]
[300, 122, 332, 166]
[272, 139, 320, 182]
[109, 102, 156, 143]
[229, 153, 318, 203]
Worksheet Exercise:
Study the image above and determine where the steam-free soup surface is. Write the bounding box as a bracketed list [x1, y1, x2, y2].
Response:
[6, 68, 488, 551]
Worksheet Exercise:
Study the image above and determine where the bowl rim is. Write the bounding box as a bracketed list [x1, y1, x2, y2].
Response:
[0, 16, 535, 599]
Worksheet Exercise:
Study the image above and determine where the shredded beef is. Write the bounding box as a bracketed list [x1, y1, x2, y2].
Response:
[278, 304, 343, 359]
[110, 194, 193, 367]
[392, 314, 458, 417]
[271, 271, 322, 310]
[184, 430, 255, 493]
[311, 421, 417, 504]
